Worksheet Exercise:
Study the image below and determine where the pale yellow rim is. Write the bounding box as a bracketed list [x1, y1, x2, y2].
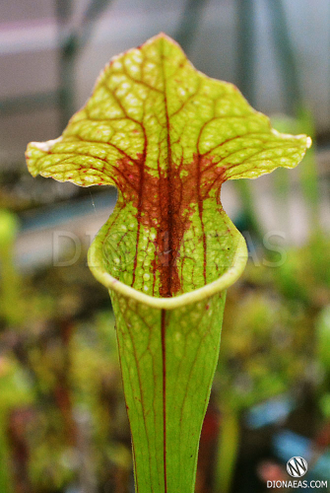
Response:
[88, 232, 248, 310]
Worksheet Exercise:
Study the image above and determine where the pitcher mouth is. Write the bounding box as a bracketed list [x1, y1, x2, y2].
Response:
[88, 231, 248, 310]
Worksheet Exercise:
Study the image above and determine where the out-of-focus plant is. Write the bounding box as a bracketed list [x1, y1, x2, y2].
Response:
[0, 356, 34, 493]
[214, 276, 314, 493]
[0, 209, 22, 325]
[316, 306, 330, 440]
[273, 233, 330, 308]
[212, 210, 329, 493]
[271, 108, 320, 232]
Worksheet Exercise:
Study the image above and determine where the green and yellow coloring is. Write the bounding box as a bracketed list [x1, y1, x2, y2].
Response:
[26, 34, 310, 493]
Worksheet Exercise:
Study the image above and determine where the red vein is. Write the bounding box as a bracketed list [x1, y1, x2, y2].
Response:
[196, 154, 207, 283]
[116, 325, 140, 493]
[161, 309, 167, 493]
[122, 61, 162, 93]
[162, 43, 174, 298]
[117, 302, 155, 491]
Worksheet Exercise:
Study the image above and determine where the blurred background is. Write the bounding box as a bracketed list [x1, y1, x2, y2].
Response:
[0, 0, 329, 492]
